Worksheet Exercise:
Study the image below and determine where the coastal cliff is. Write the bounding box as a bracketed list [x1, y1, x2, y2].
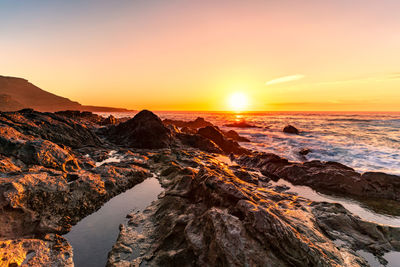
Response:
[0, 75, 132, 112]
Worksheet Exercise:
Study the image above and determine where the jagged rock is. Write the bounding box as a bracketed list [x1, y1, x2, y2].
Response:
[223, 129, 250, 142]
[108, 110, 172, 149]
[165, 124, 181, 134]
[0, 109, 101, 148]
[163, 117, 251, 144]
[55, 110, 102, 123]
[283, 125, 299, 134]
[0, 234, 73, 266]
[237, 152, 400, 202]
[0, 152, 149, 239]
[0, 155, 21, 173]
[299, 148, 311, 155]
[163, 117, 213, 129]
[177, 133, 223, 154]
[0, 125, 79, 171]
[108, 150, 399, 266]
[197, 126, 250, 155]
[181, 126, 196, 134]
[56, 111, 119, 126]
[101, 115, 117, 125]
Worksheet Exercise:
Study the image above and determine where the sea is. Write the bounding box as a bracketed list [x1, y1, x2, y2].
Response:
[98, 111, 400, 175]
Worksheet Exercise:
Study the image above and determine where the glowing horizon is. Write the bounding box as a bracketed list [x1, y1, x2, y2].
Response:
[1, 0, 400, 111]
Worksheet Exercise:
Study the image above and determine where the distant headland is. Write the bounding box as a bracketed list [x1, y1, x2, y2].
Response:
[0, 75, 133, 112]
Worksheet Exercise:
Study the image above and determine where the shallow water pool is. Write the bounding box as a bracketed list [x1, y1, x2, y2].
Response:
[64, 177, 163, 267]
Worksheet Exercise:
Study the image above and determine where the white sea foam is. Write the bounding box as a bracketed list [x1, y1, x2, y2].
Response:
[97, 111, 400, 175]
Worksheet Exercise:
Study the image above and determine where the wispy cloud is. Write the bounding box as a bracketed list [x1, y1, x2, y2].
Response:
[265, 74, 304, 86]
[387, 73, 400, 80]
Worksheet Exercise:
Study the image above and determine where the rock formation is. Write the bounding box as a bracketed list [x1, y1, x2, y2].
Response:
[224, 120, 260, 128]
[237, 152, 400, 202]
[283, 125, 300, 134]
[108, 150, 400, 266]
[197, 126, 250, 155]
[108, 110, 173, 149]
[1, 109, 399, 266]
[163, 117, 213, 129]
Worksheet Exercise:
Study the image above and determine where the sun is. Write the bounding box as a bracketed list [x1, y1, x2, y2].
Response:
[228, 92, 249, 112]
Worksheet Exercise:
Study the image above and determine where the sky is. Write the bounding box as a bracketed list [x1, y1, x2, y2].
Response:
[1, 0, 400, 111]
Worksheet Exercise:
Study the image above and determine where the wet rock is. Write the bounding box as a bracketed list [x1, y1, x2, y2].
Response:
[177, 133, 223, 154]
[0, 234, 73, 266]
[108, 150, 397, 267]
[56, 111, 119, 126]
[0, 109, 101, 148]
[197, 126, 250, 155]
[0, 125, 79, 171]
[231, 168, 259, 184]
[224, 121, 259, 128]
[299, 148, 311, 155]
[0, 155, 21, 173]
[108, 110, 172, 149]
[223, 129, 250, 142]
[101, 115, 117, 125]
[283, 125, 299, 134]
[55, 110, 102, 123]
[181, 126, 196, 134]
[0, 158, 149, 239]
[163, 117, 213, 129]
[165, 123, 181, 135]
[163, 117, 251, 143]
[237, 152, 400, 202]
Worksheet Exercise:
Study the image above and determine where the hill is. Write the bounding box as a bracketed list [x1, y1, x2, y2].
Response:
[0, 75, 132, 112]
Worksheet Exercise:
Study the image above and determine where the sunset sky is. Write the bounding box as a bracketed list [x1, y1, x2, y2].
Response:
[1, 0, 400, 111]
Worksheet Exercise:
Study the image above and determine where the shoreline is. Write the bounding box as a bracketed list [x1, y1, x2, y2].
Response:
[0, 109, 399, 266]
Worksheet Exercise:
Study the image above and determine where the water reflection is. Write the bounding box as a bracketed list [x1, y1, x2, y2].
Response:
[269, 179, 400, 227]
[64, 177, 163, 267]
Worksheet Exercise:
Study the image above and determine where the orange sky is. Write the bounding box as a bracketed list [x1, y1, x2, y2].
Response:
[1, 0, 400, 111]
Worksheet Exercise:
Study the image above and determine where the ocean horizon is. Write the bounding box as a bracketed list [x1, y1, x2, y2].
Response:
[98, 110, 400, 175]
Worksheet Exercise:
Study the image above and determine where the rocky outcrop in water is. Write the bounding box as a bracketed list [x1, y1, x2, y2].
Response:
[237, 152, 400, 202]
[197, 126, 250, 155]
[108, 150, 400, 266]
[163, 117, 213, 129]
[223, 129, 250, 142]
[283, 124, 300, 134]
[108, 110, 173, 149]
[224, 120, 260, 128]
[177, 133, 223, 154]
[163, 117, 250, 143]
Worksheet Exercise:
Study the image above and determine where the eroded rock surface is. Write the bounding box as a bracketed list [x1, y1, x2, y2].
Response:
[0, 234, 73, 266]
[0, 109, 101, 148]
[108, 150, 400, 267]
[2, 109, 400, 266]
[197, 126, 250, 155]
[108, 110, 173, 149]
[237, 152, 400, 202]
[163, 117, 213, 129]
[55, 110, 119, 126]
[0, 109, 153, 265]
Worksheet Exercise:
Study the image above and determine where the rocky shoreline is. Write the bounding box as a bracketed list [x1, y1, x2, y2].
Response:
[1, 109, 399, 266]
